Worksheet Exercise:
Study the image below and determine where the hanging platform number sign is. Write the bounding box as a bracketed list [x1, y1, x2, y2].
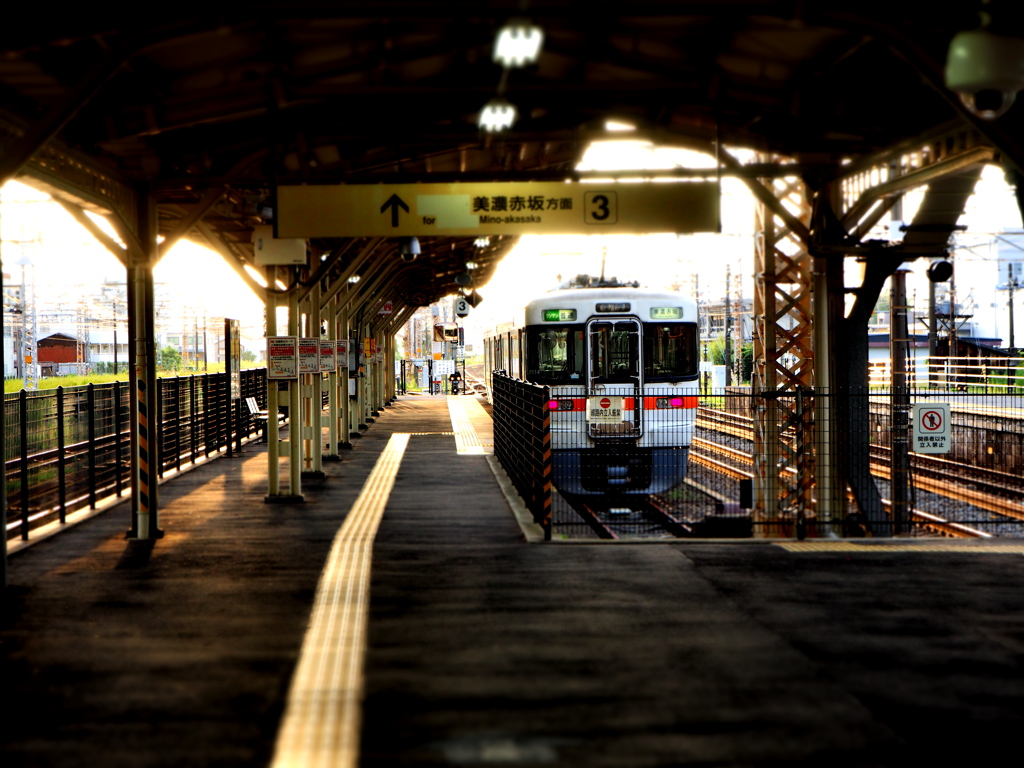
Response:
[584, 191, 618, 225]
[912, 403, 951, 454]
[587, 395, 623, 422]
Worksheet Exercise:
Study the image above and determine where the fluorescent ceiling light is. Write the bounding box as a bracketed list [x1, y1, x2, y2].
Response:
[605, 120, 636, 132]
[348, 275, 361, 284]
[474, 237, 490, 248]
[494, 23, 543, 68]
[479, 99, 517, 132]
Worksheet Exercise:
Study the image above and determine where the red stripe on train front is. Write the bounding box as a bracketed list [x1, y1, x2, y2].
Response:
[549, 396, 698, 411]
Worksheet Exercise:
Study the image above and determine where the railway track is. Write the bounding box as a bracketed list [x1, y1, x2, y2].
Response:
[562, 494, 749, 540]
[693, 412, 1012, 538]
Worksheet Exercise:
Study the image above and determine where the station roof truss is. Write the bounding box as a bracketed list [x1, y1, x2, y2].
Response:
[3, 2, 1024, 312]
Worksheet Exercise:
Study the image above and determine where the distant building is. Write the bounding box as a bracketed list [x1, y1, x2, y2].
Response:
[38, 332, 78, 375]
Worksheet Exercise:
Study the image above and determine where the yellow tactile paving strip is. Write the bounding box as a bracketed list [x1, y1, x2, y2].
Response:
[776, 541, 1024, 554]
[270, 433, 410, 768]
[447, 396, 488, 455]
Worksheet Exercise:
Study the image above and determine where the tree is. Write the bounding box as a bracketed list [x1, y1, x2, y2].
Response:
[241, 349, 257, 363]
[159, 345, 182, 370]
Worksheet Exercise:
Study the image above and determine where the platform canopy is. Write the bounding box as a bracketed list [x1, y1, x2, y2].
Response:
[2, 2, 1024, 305]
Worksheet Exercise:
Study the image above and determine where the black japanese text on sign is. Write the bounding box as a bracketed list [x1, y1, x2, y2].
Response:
[277, 181, 719, 237]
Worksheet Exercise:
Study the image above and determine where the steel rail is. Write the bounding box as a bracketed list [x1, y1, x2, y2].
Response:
[689, 443, 990, 539]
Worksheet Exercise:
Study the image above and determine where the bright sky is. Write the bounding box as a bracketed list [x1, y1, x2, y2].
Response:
[0, 181, 265, 343]
[465, 141, 757, 345]
[466, 141, 1024, 347]
[2, 139, 1022, 350]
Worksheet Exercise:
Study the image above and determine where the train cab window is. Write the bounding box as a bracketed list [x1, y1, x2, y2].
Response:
[644, 324, 698, 381]
[590, 321, 640, 383]
[526, 326, 584, 384]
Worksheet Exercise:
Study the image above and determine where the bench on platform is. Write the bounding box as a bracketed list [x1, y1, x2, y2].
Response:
[246, 397, 286, 441]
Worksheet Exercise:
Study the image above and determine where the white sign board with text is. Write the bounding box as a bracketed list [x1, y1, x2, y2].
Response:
[267, 337, 298, 380]
[298, 338, 320, 375]
[320, 339, 337, 372]
[912, 403, 951, 454]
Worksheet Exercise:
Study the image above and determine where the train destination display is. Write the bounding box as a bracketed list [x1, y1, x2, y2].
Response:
[277, 180, 719, 237]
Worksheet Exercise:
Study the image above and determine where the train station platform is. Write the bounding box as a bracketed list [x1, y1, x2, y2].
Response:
[4, 394, 1024, 767]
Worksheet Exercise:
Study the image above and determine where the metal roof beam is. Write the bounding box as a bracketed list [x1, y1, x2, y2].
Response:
[50, 198, 128, 267]
[0, 50, 126, 188]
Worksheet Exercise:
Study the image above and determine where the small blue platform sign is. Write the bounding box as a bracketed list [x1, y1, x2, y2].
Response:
[912, 403, 951, 454]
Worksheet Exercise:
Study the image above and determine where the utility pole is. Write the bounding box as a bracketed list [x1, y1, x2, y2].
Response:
[724, 264, 732, 386]
[113, 300, 118, 374]
[18, 254, 37, 389]
[734, 264, 744, 383]
[1008, 277, 1017, 350]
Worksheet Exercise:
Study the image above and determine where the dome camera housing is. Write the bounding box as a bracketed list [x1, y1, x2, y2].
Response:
[946, 30, 1024, 120]
[958, 89, 1016, 120]
[400, 252, 418, 262]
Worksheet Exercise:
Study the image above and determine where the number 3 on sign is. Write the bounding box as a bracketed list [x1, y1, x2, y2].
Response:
[584, 191, 618, 225]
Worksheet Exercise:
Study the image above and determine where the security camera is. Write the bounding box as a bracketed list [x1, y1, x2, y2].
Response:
[927, 260, 953, 283]
[946, 30, 1024, 120]
[400, 252, 417, 262]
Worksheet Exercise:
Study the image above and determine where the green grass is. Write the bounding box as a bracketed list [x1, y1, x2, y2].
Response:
[5, 362, 264, 393]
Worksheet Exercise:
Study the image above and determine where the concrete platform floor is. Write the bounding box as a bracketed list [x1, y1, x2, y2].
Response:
[3, 395, 1024, 767]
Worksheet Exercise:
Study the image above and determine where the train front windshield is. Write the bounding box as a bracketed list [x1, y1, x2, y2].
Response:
[644, 324, 699, 381]
[526, 326, 585, 384]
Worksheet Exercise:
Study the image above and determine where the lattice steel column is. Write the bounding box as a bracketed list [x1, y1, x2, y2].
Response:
[752, 171, 815, 534]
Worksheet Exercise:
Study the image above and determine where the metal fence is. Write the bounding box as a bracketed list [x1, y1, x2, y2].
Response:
[690, 386, 1024, 540]
[868, 355, 1023, 392]
[492, 381, 1024, 540]
[490, 373, 552, 539]
[4, 369, 269, 543]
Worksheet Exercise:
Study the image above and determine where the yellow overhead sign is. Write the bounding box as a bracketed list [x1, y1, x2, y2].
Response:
[276, 180, 719, 237]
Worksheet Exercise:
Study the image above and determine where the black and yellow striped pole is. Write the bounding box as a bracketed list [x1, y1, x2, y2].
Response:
[540, 386, 552, 541]
[127, 194, 162, 539]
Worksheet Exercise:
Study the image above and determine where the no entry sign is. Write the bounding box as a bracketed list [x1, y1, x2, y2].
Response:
[912, 403, 951, 454]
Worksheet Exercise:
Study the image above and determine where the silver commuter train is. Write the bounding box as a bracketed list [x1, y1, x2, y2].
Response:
[485, 280, 699, 495]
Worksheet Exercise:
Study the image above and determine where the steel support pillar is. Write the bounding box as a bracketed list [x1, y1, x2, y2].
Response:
[287, 289, 302, 496]
[325, 294, 340, 460]
[751, 171, 815, 536]
[127, 191, 162, 539]
[265, 267, 302, 503]
[265, 267, 281, 497]
[1, 228, 7, 588]
[302, 281, 325, 480]
[339, 307, 353, 446]
[889, 269, 912, 535]
[813, 251, 844, 531]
